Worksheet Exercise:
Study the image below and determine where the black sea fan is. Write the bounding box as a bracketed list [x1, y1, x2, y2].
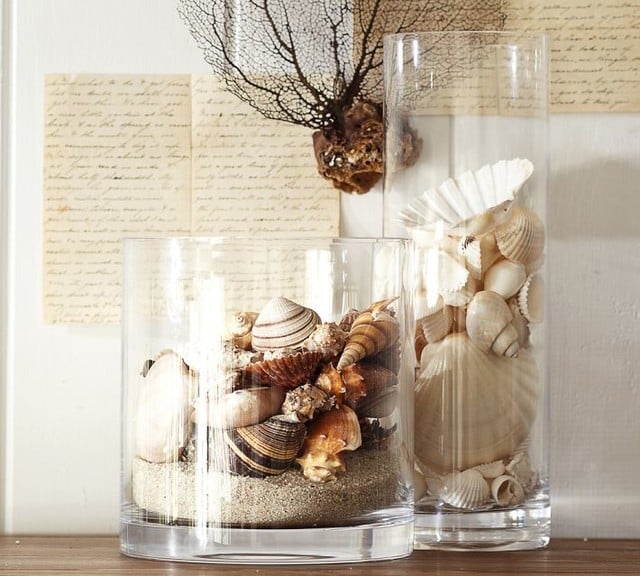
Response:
[178, 0, 507, 193]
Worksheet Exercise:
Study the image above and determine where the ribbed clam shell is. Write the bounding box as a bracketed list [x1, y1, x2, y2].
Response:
[251, 297, 321, 351]
[518, 273, 544, 323]
[224, 416, 306, 477]
[494, 204, 545, 266]
[417, 296, 454, 344]
[399, 158, 533, 231]
[467, 290, 520, 357]
[341, 362, 398, 418]
[415, 333, 540, 473]
[473, 460, 506, 479]
[423, 249, 469, 294]
[484, 259, 527, 300]
[491, 474, 526, 506]
[336, 300, 400, 371]
[439, 469, 491, 510]
[242, 350, 322, 389]
[441, 275, 480, 307]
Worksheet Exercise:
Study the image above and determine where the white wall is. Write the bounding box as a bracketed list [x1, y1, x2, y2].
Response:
[1, 0, 639, 537]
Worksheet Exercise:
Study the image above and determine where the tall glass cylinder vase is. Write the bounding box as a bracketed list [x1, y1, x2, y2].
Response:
[383, 32, 549, 550]
[120, 237, 414, 564]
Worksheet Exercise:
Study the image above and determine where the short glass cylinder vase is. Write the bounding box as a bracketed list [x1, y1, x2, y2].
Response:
[120, 237, 415, 564]
[383, 32, 550, 551]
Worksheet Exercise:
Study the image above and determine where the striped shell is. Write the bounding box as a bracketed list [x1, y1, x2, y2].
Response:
[223, 416, 306, 477]
[251, 297, 321, 351]
[242, 350, 322, 389]
[336, 299, 400, 371]
[439, 469, 491, 510]
[494, 204, 545, 266]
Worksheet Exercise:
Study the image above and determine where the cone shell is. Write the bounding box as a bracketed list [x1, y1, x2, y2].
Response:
[518, 273, 544, 323]
[242, 350, 322, 389]
[439, 469, 491, 510]
[467, 290, 520, 357]
[415, 333, 540, 473]
[484, 259, 527, 300]
[491, 474, 526, 506]
[336, 300, 400, 371]
[251, 297, 321, 351]
[224, 416, 306, 477]
[494, 205, 545, 266]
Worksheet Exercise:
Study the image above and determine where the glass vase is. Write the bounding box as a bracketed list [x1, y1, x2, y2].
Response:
[120, 237, 414, 563]
[383, 32, 550, 550]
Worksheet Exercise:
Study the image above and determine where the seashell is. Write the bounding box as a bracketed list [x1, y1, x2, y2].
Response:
[341, 362, 398, 418]
[458, 233, 501, 280]
[135, 350, 196, 463]
[242, 350, 322, 389]
[280, 382, 333, 422]
[415, 333, 540, 473]
[338, 307, 359, 333]
[466, 290, 520, 357]
[518, 273, 544, 323]
[441, 275, 480, 307]
[226, 311, 259, 350]
[494, 204, 545, 266]
[303, 322, 348, 361]
[295, 405, 362, 482]
[472, 460, 506, 479]
[491, 474, 526, 507]
[417, 296, 453, 344]
[368, 341, 402, 375]
[423, 249, 469, 295]
[336, 299, 400, 371]
[509, 298, 530, 348]
[483, 259, 527, 300]
[452, 305, 467, 334]
[415, 321, 428, 364]
[224, 415, 307, 478]
[251, 297, 321, 351]
[193, 386, 285, 429]
[399, 158, 533, 232]
[439, 469, 491, 510]
[506, 452, 535, 489]
[314, 363, 346, 400]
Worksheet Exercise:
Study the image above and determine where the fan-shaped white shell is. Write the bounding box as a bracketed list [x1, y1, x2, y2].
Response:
[415, 333, 540, 473]
[439, 469, 491, 510]
[399, 158, 533, 230]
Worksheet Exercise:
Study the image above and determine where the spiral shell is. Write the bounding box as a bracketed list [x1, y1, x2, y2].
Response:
[491, 474, 526, 506]
[466, 290, 520, 357]
[341, 362, 398, 418]
[494, 204, 545, 266]
[336, 299, 399, 371]
[226, 311, 258, 350]
[242, 350, 322, 389]
[303, 322, 348, 361]
[439, 469, 491, 510]
[224, 416, 307, 477]
[251, 297, 321, 351]
[483, 259, 527, 300]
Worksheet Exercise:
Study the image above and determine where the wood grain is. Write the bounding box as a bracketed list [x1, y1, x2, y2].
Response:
[0, 538, 639, 575]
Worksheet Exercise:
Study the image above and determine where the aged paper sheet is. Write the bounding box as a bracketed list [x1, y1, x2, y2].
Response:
[43, 74, 339, 324]
[506, 1, 640, 112]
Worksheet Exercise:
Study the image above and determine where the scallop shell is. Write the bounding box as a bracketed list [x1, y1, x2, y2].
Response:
[251, 297, 321, 351]
[242, 350, 322, 389]
[399, 158, 533, 231]
[336, 299, 400, 371]
[341, 362, 398, 418]
[417, 295, 453, 344]
[135, 350, 195, 463]
[423, 249, 469, 294]
[458, 233, 501, 280]
[193, 386, 286, 429]
[439, 469, 491, 510]
[296, 405, 362, 482]
[494, 204, 545, 266]
[483, 259, 527, 300]
[466, 290, 520, 357]
[224, 415, 307, 478]
[518, 273, 544, 323]
[415, 333, 540, 473]
[491, 474, 526, 506]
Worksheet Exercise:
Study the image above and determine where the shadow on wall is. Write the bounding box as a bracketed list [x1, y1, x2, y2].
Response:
[550, 159, 640, 239]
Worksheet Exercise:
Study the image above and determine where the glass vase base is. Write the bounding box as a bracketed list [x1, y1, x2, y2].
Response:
[414, 505, 551, 551]
[120, 519, 414, 565]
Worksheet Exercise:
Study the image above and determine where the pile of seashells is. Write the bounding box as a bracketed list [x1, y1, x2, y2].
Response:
[134, 296, 402, 485]
[400, 158, 544, 511]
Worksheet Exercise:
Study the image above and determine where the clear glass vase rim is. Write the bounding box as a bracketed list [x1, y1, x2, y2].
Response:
[385, 30, 547, 46]
[122, 236, 409, 247]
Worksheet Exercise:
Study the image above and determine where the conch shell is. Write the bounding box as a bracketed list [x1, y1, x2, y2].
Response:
[415, 333, 539, 473]
[336, 298, 399, 371]
[295, 405, 362, 482]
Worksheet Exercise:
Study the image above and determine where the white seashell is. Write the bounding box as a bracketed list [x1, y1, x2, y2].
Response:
[135, 350, 195, 463]
[441, 275, 480, 307]
[494, 204, 545, 266]
[473, 460, 506, 479]
[518, 273, 544, 323]
[506, 452, 535, 489]
[415, 333, 540, 473]
[491, 474, 526, 507]
[422, 249, 469, 295]
[417, 296, 454, 344]
[466, 290, 520, 357]
[439, 469, 491, 510]
[399, 158, 533, 231]
[458, 233, 501, 280]
[509, 298, 530, 348]
[483, 259, 527, 300]
[193, 386, 286, 429]
[252, 297, 321, 351]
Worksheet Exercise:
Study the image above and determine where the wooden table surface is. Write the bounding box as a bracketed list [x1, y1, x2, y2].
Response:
[0, 537, 638, 575]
